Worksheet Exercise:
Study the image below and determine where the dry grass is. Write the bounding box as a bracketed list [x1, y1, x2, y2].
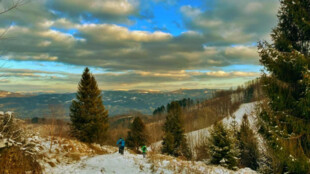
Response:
[147, 152, 207, 174]
[146, 121, 164, 144]
[0, 146, 42, 174]
[105, 126, 129, 146]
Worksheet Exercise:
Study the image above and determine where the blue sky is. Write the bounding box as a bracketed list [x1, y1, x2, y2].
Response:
[0, 0, 279, 93]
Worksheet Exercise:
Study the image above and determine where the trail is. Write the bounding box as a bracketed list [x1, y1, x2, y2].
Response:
[48, 152, 155, 174]
[46, 150, 256, 174]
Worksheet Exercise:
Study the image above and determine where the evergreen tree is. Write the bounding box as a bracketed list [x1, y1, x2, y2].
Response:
[153, 105, 166, 115]
[258, 0, 310, 172]
[238, 114, 259, 170]
[162, 101, 192, 159]
[126, 117, 148, 152]
[70, 67, 109, 144]
[208, 121, 238, 170]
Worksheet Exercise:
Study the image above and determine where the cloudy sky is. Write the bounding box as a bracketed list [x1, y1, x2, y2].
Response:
[0, 0, 279, 93]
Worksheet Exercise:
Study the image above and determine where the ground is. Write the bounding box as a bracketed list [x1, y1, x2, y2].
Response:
[46, 150, 256, 174]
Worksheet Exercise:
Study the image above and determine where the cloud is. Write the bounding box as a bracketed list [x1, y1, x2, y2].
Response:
[0, 67, 260, 92]
[0, 0, 54, 28]
[0, 0, 278, 92]
[0, 0, 268, 72]
[1, 21, 260, 72]
[47, 0, 138, 23]
[180, 5, 202, 18]
[152, 0, 180, 5]
[224, 46, 259, 64]
[181, 0, 279, 46]
[204, 71, 259, 78]
[77, 24, 172, 42]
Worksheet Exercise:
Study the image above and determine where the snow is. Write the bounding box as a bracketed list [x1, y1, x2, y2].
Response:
[48, 152, 151, 174]
[46, 150, 172, 174]
[46, 150, 256, 174]
[186, 102, 257, 150]
[222, 102, 257, 126]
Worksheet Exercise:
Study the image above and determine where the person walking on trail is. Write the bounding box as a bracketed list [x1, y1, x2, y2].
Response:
[116, 138, 125, 155]
[141, 145, 147, 158]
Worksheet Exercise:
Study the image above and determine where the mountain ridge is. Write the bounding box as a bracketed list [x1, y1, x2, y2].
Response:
[0, 88, 217, 118]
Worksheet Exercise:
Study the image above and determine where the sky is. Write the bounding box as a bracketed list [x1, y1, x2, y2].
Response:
[0, 0, 280, 93]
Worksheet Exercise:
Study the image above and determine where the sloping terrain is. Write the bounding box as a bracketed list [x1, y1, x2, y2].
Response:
[152, 102, 259, 152]
[186, 102, 258, 149]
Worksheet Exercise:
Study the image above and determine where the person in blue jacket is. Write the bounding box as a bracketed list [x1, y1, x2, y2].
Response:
[116, 138, 125, 155]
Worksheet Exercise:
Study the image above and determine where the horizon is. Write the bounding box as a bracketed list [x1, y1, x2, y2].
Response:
[1, 87, 220, 94]
[0, 0, 279, 93]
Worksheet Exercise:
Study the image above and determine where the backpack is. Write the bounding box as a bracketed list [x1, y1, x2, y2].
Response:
[142, 145, 147, 153]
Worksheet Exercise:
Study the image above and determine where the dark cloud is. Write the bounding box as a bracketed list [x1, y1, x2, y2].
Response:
[181, 0, 279, 46]
[0, 0, 54, 28]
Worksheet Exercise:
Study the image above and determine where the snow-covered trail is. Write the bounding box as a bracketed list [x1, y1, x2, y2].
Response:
[48, 152, 153, 174]
[46, 150, 256, 174]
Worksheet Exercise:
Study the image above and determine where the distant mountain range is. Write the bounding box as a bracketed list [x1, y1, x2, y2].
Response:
[0, 89, 216, 118]
[0, 90, 30, 98]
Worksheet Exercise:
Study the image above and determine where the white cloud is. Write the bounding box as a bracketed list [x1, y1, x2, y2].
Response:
[245, 2, 263, 13]
[205, 71, 259, 77]
[77, 23, 172, 42]
[180, 5, 202, 18]
[225, 46, 258, 60]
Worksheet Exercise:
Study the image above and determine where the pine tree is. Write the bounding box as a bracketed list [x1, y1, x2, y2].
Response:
[258, 0, 310, 172]
[126, 117, 148, 152]
[238, 114, 259, 170]
[208, 121, 238, 170]
[162, 101, 192, 159]
[70, 67, 109, 144]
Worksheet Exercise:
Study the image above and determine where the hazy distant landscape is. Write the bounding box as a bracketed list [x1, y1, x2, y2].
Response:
[0, 89, 215, 118]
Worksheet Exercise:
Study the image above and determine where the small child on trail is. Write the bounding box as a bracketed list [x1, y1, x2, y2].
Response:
[116, 138, 125, 155]
[141, 145, 147, 158]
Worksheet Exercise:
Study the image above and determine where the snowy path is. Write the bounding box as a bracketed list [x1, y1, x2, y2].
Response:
[48, 152, 154, 174]
[46, 150, 256, 174]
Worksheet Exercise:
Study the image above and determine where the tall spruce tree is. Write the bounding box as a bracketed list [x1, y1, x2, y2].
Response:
[208, 121, 238, 170]
[70, 67, 109, 144]
[162, 101, 191, 159]
[258, 0, 310, 172]
[238, 114, 259, 170]
[126, 117, 148, 152]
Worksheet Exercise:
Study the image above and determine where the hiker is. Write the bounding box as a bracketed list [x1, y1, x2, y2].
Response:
[141, 145, 147, 158]
[116, 138, 125, 155]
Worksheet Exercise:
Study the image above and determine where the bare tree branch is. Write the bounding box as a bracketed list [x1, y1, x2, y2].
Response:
[0, 0, 26, 15]
[0, 0, 27, 40]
